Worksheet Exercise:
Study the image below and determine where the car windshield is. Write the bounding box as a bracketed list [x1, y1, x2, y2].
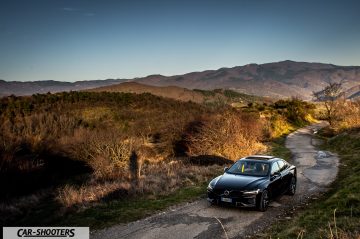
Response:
[227, 160, 269, 176]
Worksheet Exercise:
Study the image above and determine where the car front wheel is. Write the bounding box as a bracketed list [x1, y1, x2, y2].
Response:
[257, 189, 269, 212]
[287, 177, 296, 196]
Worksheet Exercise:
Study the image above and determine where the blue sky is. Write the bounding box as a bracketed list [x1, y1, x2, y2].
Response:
[1, 0, 360, 82]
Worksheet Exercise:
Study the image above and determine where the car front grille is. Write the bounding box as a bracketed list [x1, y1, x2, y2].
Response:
[213, 189, 243, 197]
[208, 188, 258, 207]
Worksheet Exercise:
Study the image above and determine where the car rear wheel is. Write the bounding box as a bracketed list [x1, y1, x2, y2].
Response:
[257, 189, 269, 211]
[287, 177, 296, 195]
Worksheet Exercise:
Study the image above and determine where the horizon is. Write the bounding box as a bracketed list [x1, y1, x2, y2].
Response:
[1, 0, 360, 82]
[1, 59, 360, 83]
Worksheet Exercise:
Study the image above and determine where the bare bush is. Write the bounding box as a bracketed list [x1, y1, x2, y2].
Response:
[185, 110, 266, 160]
[65, 129, 134, 180]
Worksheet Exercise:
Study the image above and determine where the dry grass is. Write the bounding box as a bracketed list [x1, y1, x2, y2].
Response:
[333, 101, 360, 131]
[57, 181, 131, 207]
[293, 209, 360, 239]
[56, 161, 220, 208]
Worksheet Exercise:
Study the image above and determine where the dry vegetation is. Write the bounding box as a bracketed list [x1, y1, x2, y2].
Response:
[331, 101, 360, 132]
[185, 110, 266, 160]
[0, 91, 314, 226]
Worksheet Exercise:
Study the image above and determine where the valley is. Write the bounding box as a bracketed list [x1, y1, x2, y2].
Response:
[1, 62, 359, 239]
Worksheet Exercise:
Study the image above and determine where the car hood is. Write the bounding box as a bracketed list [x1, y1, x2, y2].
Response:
[213, 173, 267, 191]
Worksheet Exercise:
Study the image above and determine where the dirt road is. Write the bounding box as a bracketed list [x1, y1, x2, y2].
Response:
[91, 123, 339, 239]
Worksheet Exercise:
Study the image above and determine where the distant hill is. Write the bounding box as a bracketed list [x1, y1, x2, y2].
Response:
[2, 60, 360, 100]
[88, 82, 267, 105]
[88, 82, 205, 103]
[0, 79, 125, 97]
[344, 85, 360, 99]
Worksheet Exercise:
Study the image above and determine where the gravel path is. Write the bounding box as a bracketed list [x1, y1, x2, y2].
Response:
[91, 122, 339, 239]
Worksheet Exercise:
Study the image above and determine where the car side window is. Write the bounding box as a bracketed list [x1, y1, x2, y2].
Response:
[271, 162, 280, 175]
[283, 160, 289, 170]
[277, 160, 285, 172]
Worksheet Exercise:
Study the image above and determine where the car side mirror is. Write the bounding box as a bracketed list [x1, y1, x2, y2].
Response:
[270, 171, 280, 180]
[224, 166, 229, 172]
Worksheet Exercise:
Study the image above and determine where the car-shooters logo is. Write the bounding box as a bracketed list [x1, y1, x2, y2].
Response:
[3, 227, 89, 239]
[17, 228, 75, 237]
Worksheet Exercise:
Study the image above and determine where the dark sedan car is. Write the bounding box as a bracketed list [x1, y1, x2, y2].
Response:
[207, 155, 296, 211]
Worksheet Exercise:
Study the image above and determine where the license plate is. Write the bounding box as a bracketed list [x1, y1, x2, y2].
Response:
[221, 197, 232, 203]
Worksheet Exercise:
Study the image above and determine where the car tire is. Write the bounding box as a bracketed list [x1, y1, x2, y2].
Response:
[287, 177, 296, 196]
[257, 189, 269, 212]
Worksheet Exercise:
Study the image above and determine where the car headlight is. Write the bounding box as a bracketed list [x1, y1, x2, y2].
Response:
[207, 176, 220, 191]
[243, 189, 260, 195]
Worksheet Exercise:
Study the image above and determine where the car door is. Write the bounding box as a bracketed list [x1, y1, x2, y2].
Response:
[277, 160, 288, 193]
[268, 161, 282, 197]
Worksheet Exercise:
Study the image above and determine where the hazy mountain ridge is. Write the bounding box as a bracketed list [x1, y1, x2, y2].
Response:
[0, 79, 126, 97]
[134, 60, 360, 100]
[1, 61, 360, 100]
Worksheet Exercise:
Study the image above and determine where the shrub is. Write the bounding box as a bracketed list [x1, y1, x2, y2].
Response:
[267, 114, 294, 138]
[185, 109, 266, 160]
[272, 98, 315, 126]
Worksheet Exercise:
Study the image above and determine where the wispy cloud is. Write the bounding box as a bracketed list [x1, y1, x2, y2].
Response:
[61, 7, 95, 17]
[62, 7, 77, 12]
[84, 12, 95, 17]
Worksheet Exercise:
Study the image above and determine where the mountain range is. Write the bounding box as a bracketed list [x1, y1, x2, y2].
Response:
[1, 60, 360, 100]
[0, 79, 125, 97]
[134, 60, 360, 100]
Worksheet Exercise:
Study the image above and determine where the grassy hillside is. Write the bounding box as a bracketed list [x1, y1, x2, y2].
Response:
[268, 101, 360, 239]
[0, 91, 314, 228]
[88, 81, 268, 106]
[88, 82, 205, 103]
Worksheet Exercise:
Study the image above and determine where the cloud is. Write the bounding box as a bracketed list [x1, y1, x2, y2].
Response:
[84, 12, 95, 17]
[62, 7, 77, 12]
[62, 7, 95, 17]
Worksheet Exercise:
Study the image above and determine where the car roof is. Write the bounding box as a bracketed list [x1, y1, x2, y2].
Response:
[240, 155, 281, 162]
